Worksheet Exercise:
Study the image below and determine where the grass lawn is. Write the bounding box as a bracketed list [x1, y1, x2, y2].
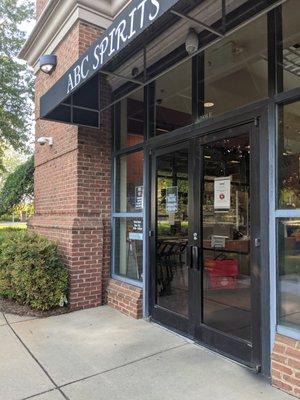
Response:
[0, 223, 27, 230]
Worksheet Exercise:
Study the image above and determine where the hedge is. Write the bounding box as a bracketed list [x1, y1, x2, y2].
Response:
[0, 231, 68, 310]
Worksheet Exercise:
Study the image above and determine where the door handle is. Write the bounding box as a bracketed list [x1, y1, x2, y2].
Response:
[190, 245, 199, 269]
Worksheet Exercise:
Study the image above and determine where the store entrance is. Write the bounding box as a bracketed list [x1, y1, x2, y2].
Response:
[150, 122, 261, 369]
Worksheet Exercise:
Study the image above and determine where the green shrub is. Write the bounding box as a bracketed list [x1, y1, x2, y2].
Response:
[0, 228, 24, 244]
[0, 231, 68, 311]
[0, 214, 20, 222]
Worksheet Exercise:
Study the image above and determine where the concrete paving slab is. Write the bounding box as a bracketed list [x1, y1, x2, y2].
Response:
[62, 344, 292, 400]
[29, 389, 66, 400]
[0, 325, 54, 400]
[0, 312, 7, 326]
[13, 307, 187, 386]
[5, 313, 37, 324]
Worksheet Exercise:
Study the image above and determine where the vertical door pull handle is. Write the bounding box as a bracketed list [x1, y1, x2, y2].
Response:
[192, 245, 199, 269]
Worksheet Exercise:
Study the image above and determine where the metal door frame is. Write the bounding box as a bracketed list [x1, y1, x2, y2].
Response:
[145, 105, 269, 373]
[194, 122, 261, 369]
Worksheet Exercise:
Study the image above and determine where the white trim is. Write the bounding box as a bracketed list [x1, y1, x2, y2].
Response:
[277, 325, 300, 341]
[269, 105, 277, 353]
[31, 5, 113, 73]
[275, 209, 300, 217]
[19, 0, 132, 68]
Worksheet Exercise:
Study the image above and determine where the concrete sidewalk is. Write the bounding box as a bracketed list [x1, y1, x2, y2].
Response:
[0, 307, 291, 400]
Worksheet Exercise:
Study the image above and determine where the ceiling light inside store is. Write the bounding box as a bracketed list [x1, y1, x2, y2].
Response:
[204, 102, 215, 108]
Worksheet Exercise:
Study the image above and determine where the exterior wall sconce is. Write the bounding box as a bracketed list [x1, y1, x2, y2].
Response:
[185, 28, 199, 55]
[39, 54, 57, 74]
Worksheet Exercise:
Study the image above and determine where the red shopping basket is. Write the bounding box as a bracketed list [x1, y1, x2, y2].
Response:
[204, 255, 238, 290]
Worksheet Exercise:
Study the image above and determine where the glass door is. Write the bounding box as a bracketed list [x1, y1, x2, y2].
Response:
[195, 123, 261, 368]
[150, 122, 261, 369]
[150, 142, 194, 334]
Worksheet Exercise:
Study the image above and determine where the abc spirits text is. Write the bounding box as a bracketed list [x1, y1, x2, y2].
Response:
[67, 0, 160, 94]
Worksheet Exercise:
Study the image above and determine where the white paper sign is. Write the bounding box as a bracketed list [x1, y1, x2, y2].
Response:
[129, 232, 143, 241]
[166, 187, 178, 214]
[135, 186, 144, 210]
[129, 219, 143, 241]
[214, 177, 231, 210]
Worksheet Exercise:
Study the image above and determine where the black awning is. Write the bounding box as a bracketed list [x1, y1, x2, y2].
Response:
[40, 0, 183, 128]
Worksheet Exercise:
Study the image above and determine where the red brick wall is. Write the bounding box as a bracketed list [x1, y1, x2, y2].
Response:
[107, 279, 143, 319]
[271, 334, 300, 398]
[31, 17, 113, 310]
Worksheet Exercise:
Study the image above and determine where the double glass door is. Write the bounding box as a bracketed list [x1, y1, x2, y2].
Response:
[150, 123, 261, 369]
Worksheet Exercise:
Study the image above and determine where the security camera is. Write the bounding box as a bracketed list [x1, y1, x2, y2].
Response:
[37, 137, 53, 146]
[185, 28, 199, 56]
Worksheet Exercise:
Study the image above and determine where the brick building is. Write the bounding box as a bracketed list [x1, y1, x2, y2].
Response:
[20, 0, 300, 397]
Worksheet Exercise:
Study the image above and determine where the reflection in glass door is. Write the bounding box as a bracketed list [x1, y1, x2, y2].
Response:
[155, 149, 189, 318]
[202, 135, 251, 341]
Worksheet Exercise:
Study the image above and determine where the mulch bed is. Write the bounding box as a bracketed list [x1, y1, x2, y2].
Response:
[0, 297, 69, 318]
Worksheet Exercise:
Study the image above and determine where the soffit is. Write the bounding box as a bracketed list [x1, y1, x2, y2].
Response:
[19, 0, 131, 68]
[109, 0, 247, 91]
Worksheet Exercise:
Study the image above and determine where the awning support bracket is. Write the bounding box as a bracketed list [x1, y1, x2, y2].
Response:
[170, 10, 224, 38]
[222, 0, 226, 34]
[100, 70, 144, 86]
[143, 46, 147, 83]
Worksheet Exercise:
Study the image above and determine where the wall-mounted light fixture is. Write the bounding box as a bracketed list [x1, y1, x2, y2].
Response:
[185, 28, 199, 55]
[37, 137, 53, 147]
[39, 55, 57, 74]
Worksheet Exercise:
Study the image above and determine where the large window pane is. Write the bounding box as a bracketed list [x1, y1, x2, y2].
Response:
[203, 14, 268, 118]
[278, 101, 300, 209]
[114, 217, 143, 282]
[278, 219, 300, 330]
[281, 0, 300, 92]
[115, 151, 144, 213]
[154, 59, 192, 135]
[117, 88, 144, 149]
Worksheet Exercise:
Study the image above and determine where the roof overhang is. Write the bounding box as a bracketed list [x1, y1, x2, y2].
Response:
[40, 0, 285, 128]
[40, 0, 183, 127]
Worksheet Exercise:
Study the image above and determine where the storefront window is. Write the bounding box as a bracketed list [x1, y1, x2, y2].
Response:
[278, 219, 300, 330]
[153, 59, 192, 135]
[115, 151, 144, 213]
[203, 14, 268, 118]
[278, 101, 300, 209]
[281, 0, 300, 92]
[117, 88, 144, 149]
[114, 217, 143, 282]
[113, 149, 144, 283]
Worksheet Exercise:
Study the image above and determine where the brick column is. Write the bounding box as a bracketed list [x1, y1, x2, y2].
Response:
[31, 18, 112, 310]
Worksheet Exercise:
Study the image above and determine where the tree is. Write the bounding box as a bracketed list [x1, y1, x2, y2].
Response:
[0, 146, 28, 190]
[0, 156, 34, 215]
[0, 0, 34, 170]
